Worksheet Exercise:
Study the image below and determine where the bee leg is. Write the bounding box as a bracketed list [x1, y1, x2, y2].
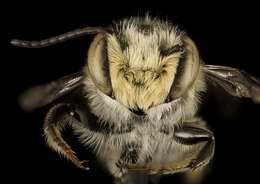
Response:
[175, 119, 215, 184]
[174, 119, 215, 171]
[43, 103, 89, 170]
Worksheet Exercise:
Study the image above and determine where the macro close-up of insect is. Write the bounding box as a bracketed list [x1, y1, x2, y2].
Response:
[10, 15, 260, 184]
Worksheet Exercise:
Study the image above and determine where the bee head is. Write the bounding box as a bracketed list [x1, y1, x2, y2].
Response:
[85, 16, 200, 114]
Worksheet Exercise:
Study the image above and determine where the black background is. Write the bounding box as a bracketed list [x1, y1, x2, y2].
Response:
[4, 2, 260, 184]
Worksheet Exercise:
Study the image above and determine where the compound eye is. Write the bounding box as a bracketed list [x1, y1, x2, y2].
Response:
[87, 33, 112, 96]
[169, 37, 200, 100]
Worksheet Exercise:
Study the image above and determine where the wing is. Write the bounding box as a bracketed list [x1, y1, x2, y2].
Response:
[18, 72, 84, 111]
[203, 65, 260, 103]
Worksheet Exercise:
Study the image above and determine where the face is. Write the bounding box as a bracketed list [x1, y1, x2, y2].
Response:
[84, 17, 201, 116]
[107, 21, 185, 112]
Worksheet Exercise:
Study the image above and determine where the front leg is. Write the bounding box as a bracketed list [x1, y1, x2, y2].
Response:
[173, 119, 215, 171]
[43, 103, 89, 170]
[119, 118, 215, 175]
[175, 119, 215, 184]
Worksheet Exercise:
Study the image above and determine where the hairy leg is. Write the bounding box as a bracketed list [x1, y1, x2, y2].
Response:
[117, 118, 215, 176]
[43, 103, 89, 170]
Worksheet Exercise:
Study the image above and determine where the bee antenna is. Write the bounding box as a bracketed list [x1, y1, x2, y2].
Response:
[10, 27, 107, 48]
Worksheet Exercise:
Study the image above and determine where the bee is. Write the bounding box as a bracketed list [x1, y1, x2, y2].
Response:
[12, 16, 260, 184]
